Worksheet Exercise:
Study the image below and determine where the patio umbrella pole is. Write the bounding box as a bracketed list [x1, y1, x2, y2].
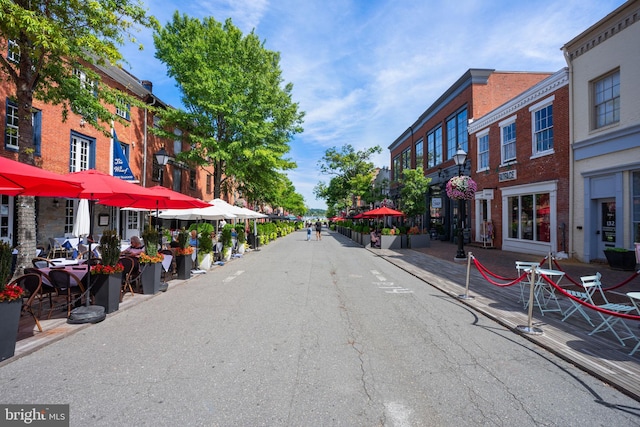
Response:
[68, 197, 106, 324]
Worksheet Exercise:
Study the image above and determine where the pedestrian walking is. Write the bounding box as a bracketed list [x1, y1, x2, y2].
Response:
[315, 220, 322, 240]
[307, 225, 312, 241]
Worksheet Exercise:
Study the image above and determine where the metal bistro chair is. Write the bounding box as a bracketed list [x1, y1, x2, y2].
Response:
[47, 238, 68, 260]
[32, 257, 55, 268]
[581, 274, 637, 346]
[23, 268, 55, 316]
[47, 269, 86, 317]
[515, 261, 539, 306]
[119, 256, 140, 301]
[12, 273, 45, 332]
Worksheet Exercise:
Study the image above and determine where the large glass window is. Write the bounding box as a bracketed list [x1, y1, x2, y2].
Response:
[446, 109, 468, 159]
[401, 148, 411, 170]
[427, 126, 443, 168]
[594, 70, 620, 129]
[415, 139, 423, 171]
[501, 121, 516, 163]
[477, 132, 489, 171]
[392, 155, 401, 182]
[508, 192, 550, 242]
[533, 104, 553, 153]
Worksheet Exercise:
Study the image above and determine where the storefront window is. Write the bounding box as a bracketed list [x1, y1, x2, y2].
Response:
[633, 171, 640, 242]
[508, 192, 550, 242]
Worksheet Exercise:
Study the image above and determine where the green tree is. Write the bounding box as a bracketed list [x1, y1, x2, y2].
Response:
[314, 144, 382, 215]
[0, 0, 158, 276]
[399, 168, 431, 225]
[153, 13, 304, 200]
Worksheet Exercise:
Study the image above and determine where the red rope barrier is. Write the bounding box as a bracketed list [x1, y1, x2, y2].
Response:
[472, 257, 527, 287]
[551, 258, 640, 290]
[539, 272, 640, 321]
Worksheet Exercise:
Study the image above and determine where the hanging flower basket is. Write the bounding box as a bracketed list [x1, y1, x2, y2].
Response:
[446, 176, 477, 200]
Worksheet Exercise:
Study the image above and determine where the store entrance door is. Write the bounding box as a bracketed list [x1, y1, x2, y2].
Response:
[598, 198, 616, 258]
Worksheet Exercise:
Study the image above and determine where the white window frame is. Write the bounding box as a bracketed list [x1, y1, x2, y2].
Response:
[5, 100, 18, 150]
[7, 40, 20, 64]
[476, 129, 489, 172]
[593, 69, 620, 129]
[115, 96, 130, 120]
[530, 96, 554, 157]
[499, 116, 517, 165]
[70, 134, 90, 172]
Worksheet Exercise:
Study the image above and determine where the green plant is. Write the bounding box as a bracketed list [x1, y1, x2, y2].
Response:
[381, 228, 391, 235]
[605, 247, 631, 252]
[99, 229, 122, 267]
[235, 224, 246, 244]
[0, 241, 12, 287]
[141, 224, 158, 257]
[221, 225, 233, 249]
[198, 232, 214, 254]
[177, 228, 190, 249]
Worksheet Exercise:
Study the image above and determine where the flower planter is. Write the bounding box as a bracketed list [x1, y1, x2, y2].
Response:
[604, 250, 637, 271]
[362, 233, 371, 248]
[91, 273, 121, 314]
[140, 262, 162, 294]
[409, 234, 430, 248]
[400, 235, 408, 248]
[198, 253, 212, 270]
[380, 235, 401, 249]
[175, 255, 192, 280]
[0, 300, 21, 361]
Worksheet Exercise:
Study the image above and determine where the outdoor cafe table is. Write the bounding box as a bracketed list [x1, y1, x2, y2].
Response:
[523, 267, 566, 316]
[49, 258, 81, 266]
[38, 265, 89, 288]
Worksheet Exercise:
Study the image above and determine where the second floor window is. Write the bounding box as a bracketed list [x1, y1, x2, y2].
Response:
[501, 120, 516, 164]
[392, 155, 401, 181]
[446, 108, 468, 159]
[7, 40, 20, 63]
[533, 104, 553, 154]
[115, 96, 130, 120]
[70, 133, 91, 172]
[477, 132, 489, 171]
[189, 169, 196, 190]
[173, 128, 182, 155]
[401, 148, 411, 170]
[593, 70, 620, 129]
[427, 126, 443, 168]
[415, 140, 423, 170]
[5, 100, 18, 150]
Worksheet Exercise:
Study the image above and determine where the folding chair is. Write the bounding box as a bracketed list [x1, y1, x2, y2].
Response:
[12, 273, 44, 332]
[561, 287, 595, 327]
[515, 261, 539, 306]
[625, 292, 640, 356]
[581, 274, 637, 346]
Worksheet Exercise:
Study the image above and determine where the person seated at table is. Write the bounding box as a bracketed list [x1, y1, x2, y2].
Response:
[189, 230, 198, 247]
[122, 236, 145, 257]
[370, 229, 381, 248]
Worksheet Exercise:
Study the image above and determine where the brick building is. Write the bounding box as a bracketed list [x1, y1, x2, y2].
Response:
[467, 69, 570, 256]
[388, 69, 552, 240]
[0, 45, 215, 248]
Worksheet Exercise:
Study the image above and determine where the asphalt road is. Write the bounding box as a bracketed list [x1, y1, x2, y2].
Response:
[0, 228, 639, 426]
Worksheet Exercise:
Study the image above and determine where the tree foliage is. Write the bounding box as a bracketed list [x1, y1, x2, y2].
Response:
[314, 144, 382, 215]
[0, 0, 158, 276]
[399, 168, 431, 224]
[152, 13, 305, 200]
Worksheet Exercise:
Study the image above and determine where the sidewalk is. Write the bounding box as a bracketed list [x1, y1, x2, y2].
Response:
[365, 237, 640, 401]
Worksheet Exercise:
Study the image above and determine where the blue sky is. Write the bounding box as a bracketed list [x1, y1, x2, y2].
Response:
[121, 0, 626, 209]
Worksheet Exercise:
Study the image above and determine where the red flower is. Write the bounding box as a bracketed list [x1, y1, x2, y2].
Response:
[0, 284, 25, 302]
[91, 263, 125, 275]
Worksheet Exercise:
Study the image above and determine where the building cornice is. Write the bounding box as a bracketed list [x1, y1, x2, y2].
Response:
[562, 1, 640, 61]
[467, 68, 568, 134]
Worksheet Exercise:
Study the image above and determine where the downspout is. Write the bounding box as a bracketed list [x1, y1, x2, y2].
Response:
[143, 97, 157, 187]
[563, 51, 575, 260]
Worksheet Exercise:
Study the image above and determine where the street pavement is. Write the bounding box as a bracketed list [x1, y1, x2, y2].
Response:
[0, 228, 639, 426]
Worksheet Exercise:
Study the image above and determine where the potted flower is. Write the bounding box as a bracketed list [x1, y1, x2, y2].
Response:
[0, 241, 24, 361]
[175, 228, 193, 280]
[604, 247, 637, 271]
[139, 225, 163, 294]
[90, 230, 124, 313]
[446, 176, 477, 201]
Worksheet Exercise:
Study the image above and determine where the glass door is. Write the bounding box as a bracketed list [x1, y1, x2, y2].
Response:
[598, 199, 616, 257]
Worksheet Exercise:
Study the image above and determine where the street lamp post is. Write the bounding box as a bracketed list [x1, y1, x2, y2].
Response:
[154, 148, 169, 246]
[453, 148, 467, 260]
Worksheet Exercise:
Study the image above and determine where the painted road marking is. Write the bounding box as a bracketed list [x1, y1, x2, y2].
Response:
[222, 270, 244, 283]
[371, 272, 413, 294]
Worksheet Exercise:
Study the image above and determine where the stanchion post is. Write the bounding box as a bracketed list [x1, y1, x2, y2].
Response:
[458, 251, 475, 300]
[517, 266, 543, 335]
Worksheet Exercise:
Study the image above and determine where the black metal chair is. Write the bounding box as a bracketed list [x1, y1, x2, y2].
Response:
[11, 273, 44, 332]
[47, 269, 85, 317]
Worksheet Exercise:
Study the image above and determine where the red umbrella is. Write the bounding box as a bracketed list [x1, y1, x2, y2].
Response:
[361, 206, 405, 218]
[104, 185, 209, 210]
[65, 169, 168, 206]
[0, 156, 83, 197]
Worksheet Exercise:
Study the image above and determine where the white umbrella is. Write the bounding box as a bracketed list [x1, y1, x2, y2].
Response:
[72, 199, 91, 237]
[155, 205, 236, 221]
[208, 198, 264, 219]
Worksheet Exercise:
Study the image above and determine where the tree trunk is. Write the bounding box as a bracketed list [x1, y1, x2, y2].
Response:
[13, 84, 38, 278]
